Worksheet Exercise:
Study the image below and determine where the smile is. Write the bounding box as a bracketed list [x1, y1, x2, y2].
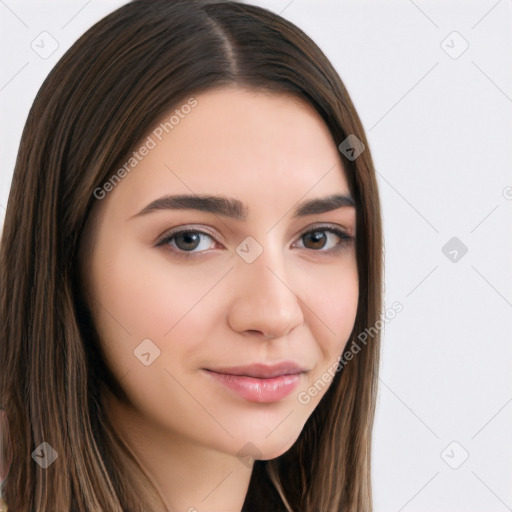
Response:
[203, 363, 306, 403]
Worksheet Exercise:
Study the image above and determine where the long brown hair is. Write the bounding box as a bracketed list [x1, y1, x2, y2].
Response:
[0, 1, 383, 510]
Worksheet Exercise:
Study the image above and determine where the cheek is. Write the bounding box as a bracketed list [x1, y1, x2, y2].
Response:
[88, 239, 230, 374]
[298, 256, 359, 356]
[292, 257, 358, 411]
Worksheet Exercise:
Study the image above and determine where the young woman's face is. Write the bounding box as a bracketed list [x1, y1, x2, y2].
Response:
[82, 86, 358, 461]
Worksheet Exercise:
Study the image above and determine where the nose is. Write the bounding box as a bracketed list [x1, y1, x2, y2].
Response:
[226, 248, 304, 339]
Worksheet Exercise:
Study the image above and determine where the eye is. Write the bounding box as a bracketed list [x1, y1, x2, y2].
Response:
[155, 225, 354, 259]
[155, 228, 217, 257]
[293, 226, 354, 252]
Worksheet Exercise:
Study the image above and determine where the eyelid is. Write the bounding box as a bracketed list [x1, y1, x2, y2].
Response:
[295, 222, 354, 240]
[154, 224, 219, 246]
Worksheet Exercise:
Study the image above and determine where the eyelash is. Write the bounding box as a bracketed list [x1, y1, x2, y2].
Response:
[155, 225, 354, 260]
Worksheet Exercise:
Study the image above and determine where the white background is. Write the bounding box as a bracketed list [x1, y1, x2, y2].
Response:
[1, 1, 511, 510]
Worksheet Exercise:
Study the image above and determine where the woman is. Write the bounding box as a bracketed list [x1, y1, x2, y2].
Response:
[0, 0, 383, 510]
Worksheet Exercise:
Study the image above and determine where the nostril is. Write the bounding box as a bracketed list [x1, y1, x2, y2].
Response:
[246, 329, 265, 336]
[244, 329, 276, 339]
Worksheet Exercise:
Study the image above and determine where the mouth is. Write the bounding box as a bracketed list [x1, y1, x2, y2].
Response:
[202, 362, 307, 403]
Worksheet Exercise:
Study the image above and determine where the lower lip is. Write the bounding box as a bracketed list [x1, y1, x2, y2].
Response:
[204, 370, 301, 403]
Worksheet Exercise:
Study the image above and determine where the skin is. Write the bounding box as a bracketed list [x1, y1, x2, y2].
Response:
[80, 86, 359, 512]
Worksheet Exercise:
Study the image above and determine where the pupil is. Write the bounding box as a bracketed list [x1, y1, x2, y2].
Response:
[176, 232, 200, 251]
[305, 231, 326, 249]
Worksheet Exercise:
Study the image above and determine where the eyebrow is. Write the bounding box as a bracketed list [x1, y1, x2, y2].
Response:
[132, 193, 355, 221]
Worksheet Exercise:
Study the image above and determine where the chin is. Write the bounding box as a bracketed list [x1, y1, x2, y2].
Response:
[260, 434, 301, 461]
[231, 423, 304, 462]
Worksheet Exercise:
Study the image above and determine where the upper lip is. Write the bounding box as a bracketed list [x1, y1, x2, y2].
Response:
[205, 362, 307, 379]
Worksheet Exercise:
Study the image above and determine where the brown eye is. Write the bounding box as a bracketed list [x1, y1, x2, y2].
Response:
[295, 227, 353, 253]
[156, 229, 218, 256]
[302, 230, 328, 250]
[174, 232, 202, 251]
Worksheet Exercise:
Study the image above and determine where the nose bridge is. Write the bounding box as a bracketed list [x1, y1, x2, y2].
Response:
[227, 240, 304, 338]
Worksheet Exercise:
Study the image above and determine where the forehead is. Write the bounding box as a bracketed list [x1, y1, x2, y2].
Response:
[102, 86, 350, 218]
